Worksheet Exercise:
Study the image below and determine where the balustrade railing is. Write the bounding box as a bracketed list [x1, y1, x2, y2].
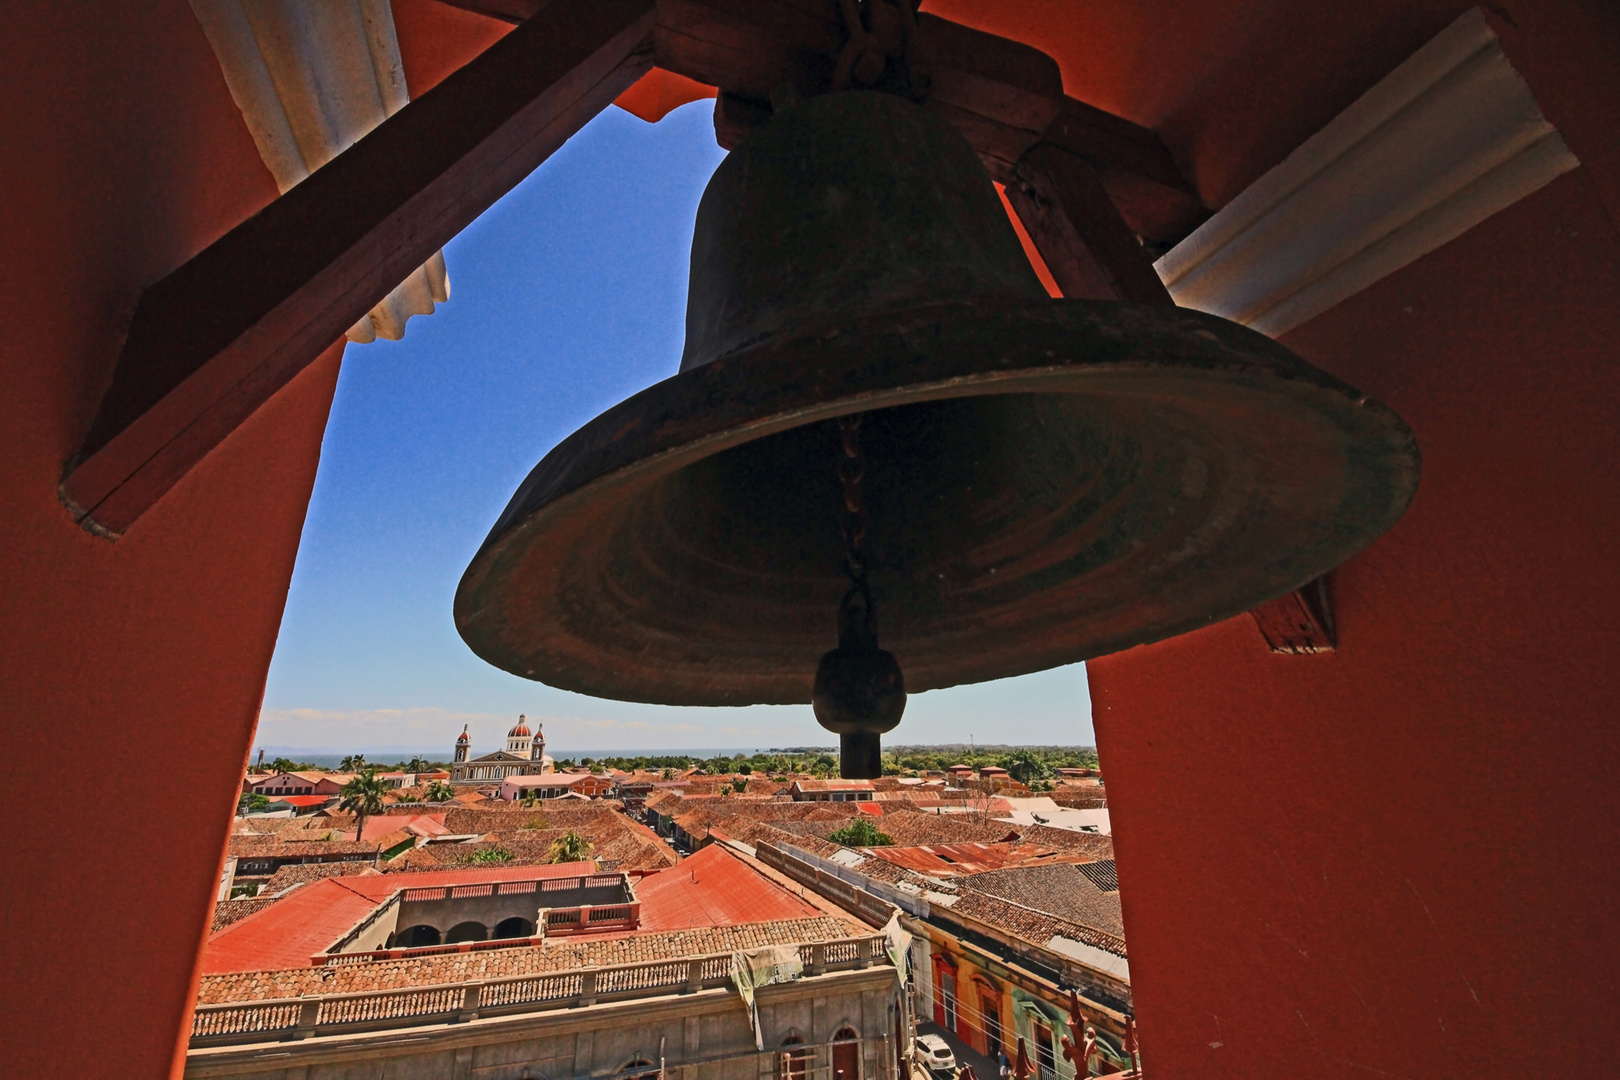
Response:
[192, 935, 888, 1047]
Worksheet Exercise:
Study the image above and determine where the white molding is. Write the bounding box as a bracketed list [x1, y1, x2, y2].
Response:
[191, 0, 448, 343]
[1155, 7, 1578, 338]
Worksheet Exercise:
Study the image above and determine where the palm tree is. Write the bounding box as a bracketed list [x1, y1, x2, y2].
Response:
[424, 780, 455, 803]
[405, 756, 429, 773]
[548, 829, 594, 864]
[339, 769, 390, 841]
[339, 754, 367, 773]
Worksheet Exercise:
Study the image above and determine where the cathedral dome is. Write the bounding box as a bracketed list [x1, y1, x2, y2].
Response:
[508, 715, 531, 738]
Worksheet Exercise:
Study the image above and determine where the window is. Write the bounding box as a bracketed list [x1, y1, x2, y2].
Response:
[1034, 1023, 1056, 1080]
[942, 971, 958, 1033]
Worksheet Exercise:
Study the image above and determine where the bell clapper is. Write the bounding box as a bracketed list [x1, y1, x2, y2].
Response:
[813, 413, 907, 779]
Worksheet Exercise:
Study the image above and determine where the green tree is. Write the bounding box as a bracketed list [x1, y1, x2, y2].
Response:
[466, 846, 514, 863]
[424, 780, 455, 802]
[548, 829, 594, 864]
[1004, 749, 1054, 786]
[339, 754, 367, 773]
[405, 756, 429, 773]
[828, 818, 894, 847]
[732, 776, 749, 793]
[238, 791, 271, 815]
[338, 768, 390, 841]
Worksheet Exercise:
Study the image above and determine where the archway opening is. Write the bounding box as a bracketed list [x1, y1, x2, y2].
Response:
[446, 921, 488, 943]
[779, 1036, 809, 1080]
[494, 916, 535, 940]
[398, 924, 441, 947]
[833, 1026, 860, 1080]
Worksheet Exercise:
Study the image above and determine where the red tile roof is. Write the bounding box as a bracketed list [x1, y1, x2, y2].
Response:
[202, 862, 595, 974]
[863, 842, 1087, 876]
[197, 916, 861, 1004]
[353, 813, 447, 842]
[634, 844, 826, 931]
[788, 778, 875, 794]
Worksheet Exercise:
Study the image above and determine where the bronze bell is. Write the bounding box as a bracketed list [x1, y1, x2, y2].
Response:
[455, 92, 1419, 776]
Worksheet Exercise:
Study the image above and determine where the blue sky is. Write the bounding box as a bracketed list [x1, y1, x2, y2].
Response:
[259, 100, 1094, 758]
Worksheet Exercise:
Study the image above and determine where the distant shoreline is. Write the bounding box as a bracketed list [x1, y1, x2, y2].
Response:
[252, 743, 1098, 769]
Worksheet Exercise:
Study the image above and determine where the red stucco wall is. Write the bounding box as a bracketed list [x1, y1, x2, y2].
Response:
[0, 3, 505, 1077]
[1091, 163, 1620, 1078]
[0, 6, 339, 1076]
[922, 4, 1620, 1076]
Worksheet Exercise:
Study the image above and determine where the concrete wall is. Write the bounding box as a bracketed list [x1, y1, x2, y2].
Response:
[184, 967, 901, 1080]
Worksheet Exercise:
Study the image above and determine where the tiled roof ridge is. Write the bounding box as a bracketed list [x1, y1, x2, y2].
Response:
[195, 915, 862, 1004]
[948, 887, 1127, 958]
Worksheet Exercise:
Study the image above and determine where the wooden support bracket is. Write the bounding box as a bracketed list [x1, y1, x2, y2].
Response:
[1001, 136, 1331, 655]
[1250, 577, 1336, 655]
[61, 0, 657, 537]
[441, 0, 1205, 240]
[1004, 144, 1174, 304]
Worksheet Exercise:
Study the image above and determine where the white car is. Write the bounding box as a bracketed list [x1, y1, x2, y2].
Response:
[915, 1034, 957, 1075]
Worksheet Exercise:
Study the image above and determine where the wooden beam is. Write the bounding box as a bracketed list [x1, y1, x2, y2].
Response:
[1001, 136, 1328, 653]
[62, 0, 657, 537]
[1250, 578, 1336, 655]
[1004, 144, 1173, 304]
[436, 0, 1202, 240]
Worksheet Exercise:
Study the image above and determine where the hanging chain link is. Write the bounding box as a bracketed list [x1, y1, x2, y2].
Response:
[838, 414, 868, 586]
[836, 413, 875, 639]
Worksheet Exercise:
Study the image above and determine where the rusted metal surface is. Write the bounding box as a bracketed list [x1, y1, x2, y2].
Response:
[456, 93, 1419, 707]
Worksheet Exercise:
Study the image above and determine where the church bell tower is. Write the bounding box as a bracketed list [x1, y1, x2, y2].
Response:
[453, 724, 470, 764]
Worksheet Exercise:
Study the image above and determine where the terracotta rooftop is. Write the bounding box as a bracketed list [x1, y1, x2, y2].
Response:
[262, 861, 380, 892]
[345, 812, 448, 842]
[633, 844, 828, 932]
[228, 837, 379, 859]
[1015, 823, 1116, 860]
[862, 841, 1092, 877]
[205, 843, 845, 978]
[948, 885, 1127, 958]
[849, 810, 1019, 848]
[956, 862, 1125, 936]
[197, 915, 861, 1005]
[201, 862, 596, 975]
[789, 778, 876, 792]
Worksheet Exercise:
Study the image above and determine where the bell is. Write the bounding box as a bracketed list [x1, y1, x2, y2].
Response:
[455, 91, 1419, 775]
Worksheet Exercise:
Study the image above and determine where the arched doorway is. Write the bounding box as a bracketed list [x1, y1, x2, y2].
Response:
[619, 1059, 659, 1080]
[832, 1026, 860, 1080]
[778, 1035, 809, 1080]
[445, 921, 487, 943]
[397, 924, 440, 947]
[493, 916, 535, 939]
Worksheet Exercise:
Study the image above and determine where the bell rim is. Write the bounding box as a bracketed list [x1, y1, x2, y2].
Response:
[456, 298, 1420, 705]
